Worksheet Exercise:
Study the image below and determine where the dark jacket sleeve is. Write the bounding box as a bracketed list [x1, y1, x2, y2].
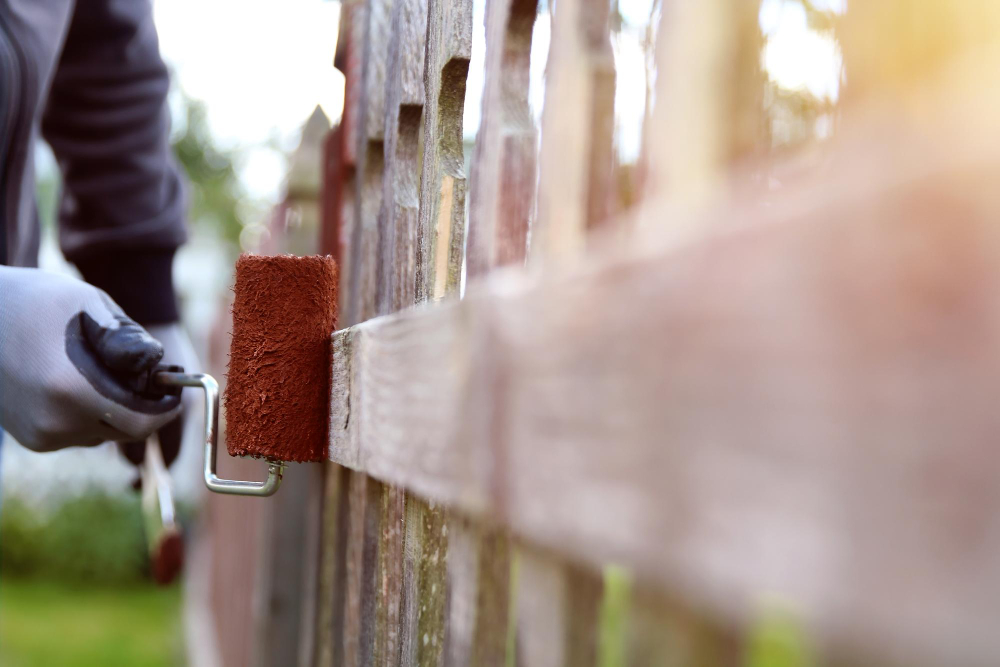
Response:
[41, 0, 186, 324]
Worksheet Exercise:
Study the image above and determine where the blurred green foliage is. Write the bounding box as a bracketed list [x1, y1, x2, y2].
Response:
[0, 577, 182, 666]
[171, 97, 247, 252]
[1, 492, 146, 582]
[1, 491, 194, 584]
[598, 566, 632, 667]
[746, 604, 816, 667]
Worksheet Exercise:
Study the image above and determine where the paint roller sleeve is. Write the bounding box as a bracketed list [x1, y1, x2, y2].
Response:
[224, 254, 339, 462]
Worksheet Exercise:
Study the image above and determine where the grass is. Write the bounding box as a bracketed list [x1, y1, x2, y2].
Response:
[0, 577, 183, 667]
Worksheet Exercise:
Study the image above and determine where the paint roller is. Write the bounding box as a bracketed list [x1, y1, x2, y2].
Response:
[141, 254, 338, 499]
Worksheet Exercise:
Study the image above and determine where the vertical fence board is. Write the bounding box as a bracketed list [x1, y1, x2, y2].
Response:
[347, 0, 394, 325]
[513, 549, 566, 667]
[564, 565, 603, 667]
[374, 485, 407, 665]
[444, 515, 477, 667]
[450, 1, 540, 660]
[339, 3, 396, 666]
[625, 589, 739, 667]
[416, 501, 450, 666]
[645, 0, 765, 204]
[369, 2, 429, 663]
[417, 0, 473, 301]
[316, 464, 350, 667]
[470, 526, 512, 667]
[465, 0, 539, 279]
[342, 471, 383, 667]
[511, 549, 605, 667]
[376, 0, 428, 314]
[338, 0, 365, 313]
[532, 0, 616, 262]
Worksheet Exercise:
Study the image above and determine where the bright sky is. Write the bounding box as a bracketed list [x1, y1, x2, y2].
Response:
[761, 0, 843, 101]
[153, 0, 345, 200]
[152, 0, 843, 200]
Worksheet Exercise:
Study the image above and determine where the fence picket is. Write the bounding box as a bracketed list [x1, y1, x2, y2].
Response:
[531, 0, 616, 262]
[465, 0, 539, 278]
[416, 0, 473, 302]
[645, 0, 765, 204]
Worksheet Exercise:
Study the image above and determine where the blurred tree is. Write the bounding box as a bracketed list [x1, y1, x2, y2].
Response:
[171, 96, 252, 253]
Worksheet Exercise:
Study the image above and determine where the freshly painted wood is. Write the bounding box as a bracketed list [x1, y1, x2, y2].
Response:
[327, 110, 1000, 665]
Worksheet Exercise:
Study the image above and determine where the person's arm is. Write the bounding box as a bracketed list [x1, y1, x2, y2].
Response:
[41, 0, 186, 325]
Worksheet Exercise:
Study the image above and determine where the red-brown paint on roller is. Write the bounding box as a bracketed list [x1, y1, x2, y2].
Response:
[224, 254, 338, 462]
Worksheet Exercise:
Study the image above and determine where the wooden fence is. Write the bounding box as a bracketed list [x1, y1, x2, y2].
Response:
[196, 2, 1000, 666]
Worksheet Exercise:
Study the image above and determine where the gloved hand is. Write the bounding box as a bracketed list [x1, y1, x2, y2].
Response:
[0, 266, 181, 451]
[119, 323, 201, 470]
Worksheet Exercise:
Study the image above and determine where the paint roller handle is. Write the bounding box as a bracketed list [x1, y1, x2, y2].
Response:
[148, 370, 285, 497]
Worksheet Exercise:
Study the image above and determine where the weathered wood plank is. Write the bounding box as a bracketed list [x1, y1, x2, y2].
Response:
[513, 548, 566, 667]
[374, 484, 406, 666]
[416, 0, 473, 302]
[531, 0, 616, 262]
[396, 496, 450, 666]
[625, 584, 738, 667]
[342, 471, 382, 667]
[336, 0, 365, 317]
[470, 526, 512, 667]
[645, 0, 764, 203]
[465, 0, 539, 278]
[511, 547, 605, 667]
[406, 2, 474, 664]
[368, 3, 429, 663]
[443, 514, 477, 667]
[564, 564, 602, 667]
[346, 0, 394, 326]
[315, 464, 350, 667]
[375, 0, 428, 315]
[328, 95, 1000, 665]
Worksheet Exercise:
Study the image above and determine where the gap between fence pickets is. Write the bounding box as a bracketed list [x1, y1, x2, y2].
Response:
[325, 83, 1000, 664]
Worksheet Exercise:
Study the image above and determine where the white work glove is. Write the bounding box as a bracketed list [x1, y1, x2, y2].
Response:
[0, 266, 181, 451]
[119, 323, 202, 471]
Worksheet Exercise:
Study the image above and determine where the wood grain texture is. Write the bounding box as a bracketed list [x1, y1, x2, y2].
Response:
[470, 526, 512, 667]
[315, 464, 350, 667]
[346, 0, 393, 326]
[328, 105, 1000, 665]
[374, 485, 406, 666]
[340, 471, 382, 667]
[531, 0, 616, 262]
[416, 0, 473, 302]
[465, 0, 538, 279]
[408, 2, 474, 663]
[336, 0, 364, 316]
[369, 5, 428, 660]
[375, 0, 428, 315]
